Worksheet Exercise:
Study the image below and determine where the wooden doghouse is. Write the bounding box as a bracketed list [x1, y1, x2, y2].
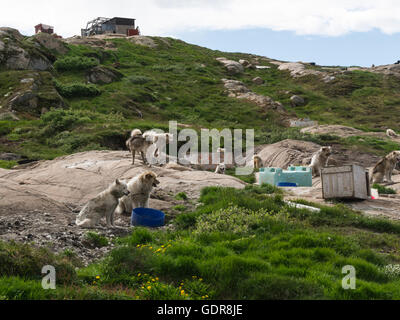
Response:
[321, 165, 371, 200]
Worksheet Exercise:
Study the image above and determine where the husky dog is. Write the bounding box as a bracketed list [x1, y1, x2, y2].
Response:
[76, 179, 129, 228]
[215, 163, 226, 174]
[387, 129, 399, 138]
[114, 171, 160, 216]
[143, 130, 173, 158]
[370, 151, 400, 184]
[253, 155, 263, 170]
[126, 129, 156, 165]
[310, 146, 332, 177]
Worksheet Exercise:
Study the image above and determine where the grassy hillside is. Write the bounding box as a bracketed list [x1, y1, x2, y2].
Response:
[1, 34, 400, 165]
[2, 185, 400, 300]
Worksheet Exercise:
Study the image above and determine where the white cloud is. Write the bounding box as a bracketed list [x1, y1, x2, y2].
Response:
[2, 0, 400, 37]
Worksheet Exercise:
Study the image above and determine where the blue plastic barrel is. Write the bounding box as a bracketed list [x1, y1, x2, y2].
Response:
[277, 182, 298, 187]
[131, 208, 165, 228]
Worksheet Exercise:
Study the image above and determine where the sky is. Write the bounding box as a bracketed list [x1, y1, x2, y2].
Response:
[2, 0, 400, 66]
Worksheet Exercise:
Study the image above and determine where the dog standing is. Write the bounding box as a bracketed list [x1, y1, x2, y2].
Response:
[114, 171, 160, 216]
[76, 179, 129, 228]
[126, 129, 155, 165]
[253, 155, 263, 170]
[310, 146, 332, 177]
[370, 151, 400, 184]
[143, 130, 172, 158]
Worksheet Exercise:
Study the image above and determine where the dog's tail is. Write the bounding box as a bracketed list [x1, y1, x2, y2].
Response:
[131, 129, 143, 138]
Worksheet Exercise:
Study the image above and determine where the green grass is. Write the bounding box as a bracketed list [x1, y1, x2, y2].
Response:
[0, 160, 17, 169]
[2, 36, 400, 159]
[373, 184, 397, 195]
[93, 185, 400, 300]
[3, 185, 400, 300]
[84, 232, 109, 248]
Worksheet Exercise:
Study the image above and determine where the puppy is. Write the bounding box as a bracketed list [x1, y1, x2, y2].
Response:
[115, 171, 160, 216]
[76, 179, 129, 228]
[310, 146, 332, 177]
[370, 151, 400, 184]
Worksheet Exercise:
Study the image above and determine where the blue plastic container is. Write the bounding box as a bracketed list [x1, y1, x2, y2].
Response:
[131, 208, 165, 228]
[277, 182, 298, 187]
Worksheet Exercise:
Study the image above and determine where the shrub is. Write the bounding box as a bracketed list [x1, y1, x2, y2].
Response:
[40, 109, 83, 134]
[54, 56, 99, 71]
[0, 160, 17, 169]
[373, 183, 396, 195]
[84, 232, 109, 248]
[0, 241, 77, 284]
[195, 205, 272, 235]
[175, 192, 188, 201]
[55, 81, 100, 98]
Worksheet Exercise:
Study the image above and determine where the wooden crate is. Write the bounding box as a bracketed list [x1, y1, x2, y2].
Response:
[321, 165, 370, 200]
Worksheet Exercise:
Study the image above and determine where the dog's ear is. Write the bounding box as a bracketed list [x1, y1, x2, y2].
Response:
[115, 179, 120, 185]
[145, 172, 155, 180]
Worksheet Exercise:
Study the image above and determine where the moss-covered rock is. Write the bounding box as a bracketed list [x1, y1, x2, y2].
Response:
[0, 28, 52, 71]
[0, 70, 66, 116]
[86, 65, 123, 84]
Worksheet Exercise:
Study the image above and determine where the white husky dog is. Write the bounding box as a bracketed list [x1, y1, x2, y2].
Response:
[76, 179, 129, 228]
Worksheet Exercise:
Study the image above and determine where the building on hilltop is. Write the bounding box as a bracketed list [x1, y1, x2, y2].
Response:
[81, 17, 140, 37]
[35, 24, 54, 34]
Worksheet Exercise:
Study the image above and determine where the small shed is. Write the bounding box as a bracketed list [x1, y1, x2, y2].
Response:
[35, 24, 54, 34]
[321, 165, 371, 200]
[81, 17, 140, 37]
[102, 17, 137, 35]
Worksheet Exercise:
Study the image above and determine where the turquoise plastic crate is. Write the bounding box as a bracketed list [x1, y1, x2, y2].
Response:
[259, 166, 312, 187]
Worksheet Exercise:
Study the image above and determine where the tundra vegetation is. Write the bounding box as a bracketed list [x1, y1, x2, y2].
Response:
[1, 33, 400, 300]
[1, 35, 400, 166]
[2, 185, 400, 300]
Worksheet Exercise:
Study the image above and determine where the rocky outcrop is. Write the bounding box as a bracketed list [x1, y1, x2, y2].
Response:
[0, 28, 52, 71]
[270, 61, 336, 83]
[290, 95, 305, 107]
[277, 62, 323, 78]
[0, 150, 246, 212]
[255, 139, 322, 169]
[33, 32, 69, 55]
[216, 57, 244, 75]
[222, 79, 285, 112]
[86, 65, 123, 84]
[252, 77, 264, 85]
[300, 124, 400, 143]
[1, 71, 66, 116]
[0, 153, 22, 161]
[63, 36, 117, 50]
[129, 36, 158, 48]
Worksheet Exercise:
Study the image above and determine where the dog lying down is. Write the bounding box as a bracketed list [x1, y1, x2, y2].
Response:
[76, 179, 129, 228]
